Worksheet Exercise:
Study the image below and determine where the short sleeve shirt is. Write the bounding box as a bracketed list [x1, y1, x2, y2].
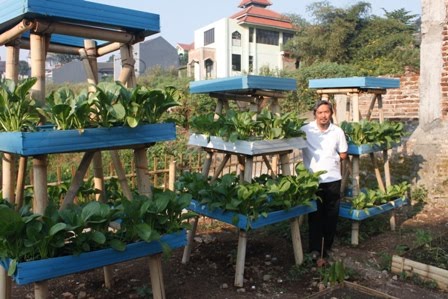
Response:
[301, 121, 348, 183]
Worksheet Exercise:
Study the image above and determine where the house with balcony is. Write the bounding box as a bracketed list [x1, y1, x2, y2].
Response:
[186, 0, 297, 81]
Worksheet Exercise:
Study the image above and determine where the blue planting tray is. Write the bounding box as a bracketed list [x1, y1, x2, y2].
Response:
[309, 77, 400, 89]
[347, 143, 387, 155]
[189, 75, 297, 94]
[0, 123, 176, 156]
[339, 197, 408, 221]
[188, 199, 317, 230]
[0, 230, 186, 285]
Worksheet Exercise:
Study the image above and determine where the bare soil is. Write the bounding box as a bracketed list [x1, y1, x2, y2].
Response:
[11, 199, 448, 299]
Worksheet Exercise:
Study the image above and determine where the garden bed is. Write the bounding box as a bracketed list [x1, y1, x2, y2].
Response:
[188, 199, 316, 230]
[339, 197, 408, 220]
[0, 230, 186, 285]
[188, 134, 307, 155]
[391, 235, 448, 291]
[0, 123, 176, 156]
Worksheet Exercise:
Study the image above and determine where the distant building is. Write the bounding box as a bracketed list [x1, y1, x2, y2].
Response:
[0, 61, 5, 78]
[113, 36, 179, 80]
[52, 60, 113, 84]
[186, 0, 297, 81]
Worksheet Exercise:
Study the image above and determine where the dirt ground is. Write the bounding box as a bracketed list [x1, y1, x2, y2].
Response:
[10, 198, 448, 299]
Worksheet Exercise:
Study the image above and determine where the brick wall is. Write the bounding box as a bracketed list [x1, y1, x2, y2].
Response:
[358, 68, 420, 121]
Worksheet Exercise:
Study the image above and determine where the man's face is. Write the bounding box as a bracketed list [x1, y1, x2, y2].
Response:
[315, 104, 332, 129]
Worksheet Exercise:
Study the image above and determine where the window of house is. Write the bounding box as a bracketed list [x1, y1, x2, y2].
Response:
[204, 28, 215, 45]
[232, 54, 241, 71]
[256, 29, 279, 46]
[283, 32, 294, 45]
[232, 31, 241, 46]
[249, 28, 254, 43]
[249, 55, 253, 73]
[205, 59, 214, 79]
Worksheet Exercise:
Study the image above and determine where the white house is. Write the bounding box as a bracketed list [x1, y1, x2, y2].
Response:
[187, 0, 297, 81]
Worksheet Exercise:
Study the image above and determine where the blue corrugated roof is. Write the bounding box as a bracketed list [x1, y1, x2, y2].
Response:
[309, 77, 400, 89]
[190, 75, 297, 94]
[0, 0, 159, 46]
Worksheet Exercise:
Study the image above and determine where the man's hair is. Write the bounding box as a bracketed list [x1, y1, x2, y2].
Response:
[313, 100, 334, 115]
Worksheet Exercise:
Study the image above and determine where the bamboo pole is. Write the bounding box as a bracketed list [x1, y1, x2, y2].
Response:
[168, 159, 176, 191]
[118, 44, 135, 85]
[110, 150, 133, 200]
[97, 42, 122, 57]
[60, 151, 95, 210]
[0, 19, 34, 45]
[366, 94, 378, 121]
[19, 38, 81, 55]
[234, 230, 247, 287]
[148, 254, 166, 299]
[351, 221, 360, 246]
[33, 20, 142, 44]
[391, 256, 448, 282]
[30, 33, 47, 107]
[210, 154, 231, 182]
[15, 157, 28, 210]
[183, 150, 214, 264]
[33, 155, 49, 299]
[369, 153, 385, 192]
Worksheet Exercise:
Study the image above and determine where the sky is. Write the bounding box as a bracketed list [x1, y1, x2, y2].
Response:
[0, 0, 421, 61]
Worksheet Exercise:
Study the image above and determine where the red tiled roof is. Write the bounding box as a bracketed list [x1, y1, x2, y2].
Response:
[177, 42, 194, 51]
[238, 0, 272, 8]
[231, 6, 295, 30]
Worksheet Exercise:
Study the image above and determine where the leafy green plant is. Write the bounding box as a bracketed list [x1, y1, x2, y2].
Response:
[177, 163, 322, 226]
[189, 109, 306, 141]
[348, 181, 409, 210]
[0, 78, 40, 132]
[89, 82, 127, 127]
[38, 87, 92, 130]
[319, 260, 346, 286]
[341, 120, 407, 148]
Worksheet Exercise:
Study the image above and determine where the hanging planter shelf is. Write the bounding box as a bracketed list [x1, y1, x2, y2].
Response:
[188, 134, 307, 155]
[0, 123, 176, 156]
[339, 197, 408, 221]
[188, 199, 317, 231]
[0, 230, 186, 285]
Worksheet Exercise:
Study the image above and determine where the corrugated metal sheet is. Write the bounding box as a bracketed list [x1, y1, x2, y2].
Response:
[309, 77, 400, 89]
[189, 75, 297, 94]
[0, 0, 159, 37]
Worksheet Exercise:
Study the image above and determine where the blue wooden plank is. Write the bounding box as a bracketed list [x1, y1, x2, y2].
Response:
[309, 77, 400, 89]
[189, 75, 297, 94]
[188, 199, 317, 230]
[0, 0, 160, 37]
[339, 197, 408, 220]
[0, 123, 176, 156]
[0, 230, 186, 285]
[347, 143, 386, 155]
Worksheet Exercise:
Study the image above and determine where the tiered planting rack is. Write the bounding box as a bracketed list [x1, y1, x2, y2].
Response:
[0, 1, 177, 298]
[183, 75, 316, 287]
[309, 76, 408, 245]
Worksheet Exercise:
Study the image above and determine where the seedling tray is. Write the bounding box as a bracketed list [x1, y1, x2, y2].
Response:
[0, 230, 185, 285]
[188, 134, 306, 155]
[188, 199, 317, 230]
[0, 123, 176, 156]
[339, 197, 408, 221]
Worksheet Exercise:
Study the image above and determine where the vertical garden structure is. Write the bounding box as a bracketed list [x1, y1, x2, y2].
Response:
[0, 1, 173, 299]
[309, 76, 405, 245]
[183, 75, 316, 287]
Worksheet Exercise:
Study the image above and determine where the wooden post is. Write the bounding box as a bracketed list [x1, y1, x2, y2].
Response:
[351, 221, 360, 246]
[135, 147, 165, 299]
[30, 33, 47, 108]
[33, 155, 49, 299]
[168, 159, 176, 191]
[234, 230, 247, 287]
[181, 215, 199, 264]
[15, 157, 28, 210]
[110, 150, 133, 200]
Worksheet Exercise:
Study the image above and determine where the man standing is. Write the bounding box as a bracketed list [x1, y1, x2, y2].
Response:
[301, 100, 348, 264]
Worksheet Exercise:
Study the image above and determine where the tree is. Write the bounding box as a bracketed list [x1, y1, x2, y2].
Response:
[18, 60, 30, 77]
[51, 54, 79, 64]
[283, 1, 420, 74]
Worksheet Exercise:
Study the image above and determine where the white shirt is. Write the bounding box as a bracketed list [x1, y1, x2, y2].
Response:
[301, 121, 348, 183]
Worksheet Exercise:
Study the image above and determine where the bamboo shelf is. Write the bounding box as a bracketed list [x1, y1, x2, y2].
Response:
[0, 230, 185, 285]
